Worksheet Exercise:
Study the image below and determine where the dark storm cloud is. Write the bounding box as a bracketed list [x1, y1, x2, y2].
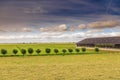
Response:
[0, 0, 120, 31]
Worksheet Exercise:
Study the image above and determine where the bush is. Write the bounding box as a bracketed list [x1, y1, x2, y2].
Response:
[62, 49, 67, 55]
[13, 49, 18, 55]
[1, 49, 7, 55]
[21, 49, 26, 56]
[36, 49, 41, 54]
[75, 48, 80, 53]
[68, 49, 73, 54]
[81, 48, 86, 52]
[45, 48, 51, 54]
[95, 47, 99, 52]
[28, 48, 34, 55]
[54, 49, 59, 54]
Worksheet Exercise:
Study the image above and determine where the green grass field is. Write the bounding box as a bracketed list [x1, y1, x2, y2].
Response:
[0, 43, 119, 56]
[0, 43, 77, 56]
[0, 43, 120, 80]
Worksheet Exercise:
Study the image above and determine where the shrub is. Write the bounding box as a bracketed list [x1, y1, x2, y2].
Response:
[62, 49, 67, 55]
[75, 48, 80, 53]
[1, 49, 7, 55]
[81, 48, 86, 52]
[95, 47, 99, 52]
[68, 49, 73, 54]
[21, 49, 26, 56]
[45, 48, 51, 54]
[36, 49, 41, 54]
[28, 48, 34, 55]
[54, 49, 59, 54]
[13, 49, 18, 55]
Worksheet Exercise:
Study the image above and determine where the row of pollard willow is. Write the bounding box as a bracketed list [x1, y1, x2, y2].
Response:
[0, 47, 99, 56]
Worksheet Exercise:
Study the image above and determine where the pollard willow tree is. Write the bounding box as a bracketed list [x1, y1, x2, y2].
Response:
[62, 49, 67, 55]
[75, 48, 80, 53]
[68, 49, 73, 54]
[81, 48, 86, 52]
[1, 49, 7, 56]
[28, 48, 34, 55]
[45, 48, 51, 54]
[54, 49, 59, 54]
[36, 49, 41, 54]
[13, 49, 18, 55]
[21, 49, 26, 56]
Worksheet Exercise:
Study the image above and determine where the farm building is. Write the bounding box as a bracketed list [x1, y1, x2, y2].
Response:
[76, 37, 120, 48]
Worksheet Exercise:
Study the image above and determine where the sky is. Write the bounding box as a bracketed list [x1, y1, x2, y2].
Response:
[0, 0, 120, 43]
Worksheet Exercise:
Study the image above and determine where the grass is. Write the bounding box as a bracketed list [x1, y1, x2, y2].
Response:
[0, 43, 119, 56]
[0, 43, 120, 80]
[0, 54, 120, 80]
[0, 43, 76, 56]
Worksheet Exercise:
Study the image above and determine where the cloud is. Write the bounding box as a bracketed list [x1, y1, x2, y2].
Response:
[88, 32, 120, 37]
[78, 24, 87, 29]
[24, 7, 47, 14]
[0, 26, 33, 32]
[22, 27, 33, 32]
[40, 23, 88, 32]
[0, 0, 120, 30]
[88, 20, 119, 29]
[86, 29, 104, 34]
[40, 24, 67, 32]
[59, 24, 67, 31]
[0, 29, 6, 32]
[0, 30, 120, 43]
[68, 24, 86, 31]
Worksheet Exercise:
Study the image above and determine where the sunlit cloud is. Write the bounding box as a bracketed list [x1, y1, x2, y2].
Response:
[22, 27, 33, 32]
[87, 20, 119, 29]
[40, 24, 68, 32]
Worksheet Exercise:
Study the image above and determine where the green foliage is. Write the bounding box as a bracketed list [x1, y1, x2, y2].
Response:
[75, 48, 80, 53]
[54, 49, 59, 54]
[82, 48, 86, 52]
[13, 49, 18, 55]
[62, 49, 67, 55]
[21, 49, 26, 56]
[68, 49, 73, 53]
[36, 49, 41, 54]
[1, 49, 7, 55]
[28, 48, 34, 55]
[95, 47, 99, 52]
[45, 48, 51, 54]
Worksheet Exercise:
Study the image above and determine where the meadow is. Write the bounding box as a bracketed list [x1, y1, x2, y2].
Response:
[0, 43, 76, 56]
[0, 43, 120, 80]
[0, 43, 118, 56]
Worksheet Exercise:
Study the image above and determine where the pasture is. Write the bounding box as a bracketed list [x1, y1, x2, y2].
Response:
[0, 43, 118, 56]
[0, 43, 76, 56]
[0, 43, 120, 80]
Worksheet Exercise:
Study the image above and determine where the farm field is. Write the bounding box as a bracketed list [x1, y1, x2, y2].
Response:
[0, 53, 120, 80]
[0, 43, 119, 56]
[0, 43, 120, 80]
[0, 43, 76, 56]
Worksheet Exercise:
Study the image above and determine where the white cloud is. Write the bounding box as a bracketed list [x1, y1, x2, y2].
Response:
[0, 30, 120, 43]
[58, 24, 67, 31]
[22, 27, 33, 32]
[86, 29, 104, 34]
[40, 24, 67, 32]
